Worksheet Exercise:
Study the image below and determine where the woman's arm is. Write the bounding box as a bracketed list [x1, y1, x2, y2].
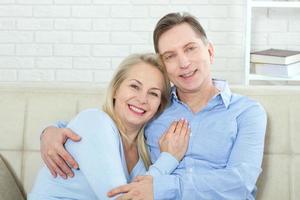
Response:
[64, 108, 127, 200]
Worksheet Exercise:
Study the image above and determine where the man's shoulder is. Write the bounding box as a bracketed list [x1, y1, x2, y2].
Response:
[230, 92, 266, 116]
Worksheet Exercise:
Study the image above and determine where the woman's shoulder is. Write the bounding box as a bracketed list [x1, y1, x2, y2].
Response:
[67, 108, 118, 135]
[75, 108, 114, 123]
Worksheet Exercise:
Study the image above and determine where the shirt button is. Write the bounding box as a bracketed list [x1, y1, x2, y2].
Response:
[188, 168, 193, 173]
[190, 132, 193, 136]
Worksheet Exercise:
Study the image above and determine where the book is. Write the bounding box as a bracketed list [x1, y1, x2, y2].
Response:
[250, 49, 300, 65]
[254, 61, 300, 78]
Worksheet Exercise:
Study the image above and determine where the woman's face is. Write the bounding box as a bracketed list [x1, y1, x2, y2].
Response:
[114, 62, 164, 132]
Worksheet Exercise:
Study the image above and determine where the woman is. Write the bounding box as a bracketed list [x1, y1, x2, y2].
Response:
[28, 53, 190, 200]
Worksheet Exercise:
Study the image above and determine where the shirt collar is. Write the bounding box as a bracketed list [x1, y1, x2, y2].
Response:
[171, 78, 232, 108]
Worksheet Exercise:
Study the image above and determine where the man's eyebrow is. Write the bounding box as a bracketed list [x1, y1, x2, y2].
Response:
[160, 42, 197, 56]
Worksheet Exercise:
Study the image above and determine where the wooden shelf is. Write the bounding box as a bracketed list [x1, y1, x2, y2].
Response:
[251, 1, 300, 8]
[249, 74, 300, 81]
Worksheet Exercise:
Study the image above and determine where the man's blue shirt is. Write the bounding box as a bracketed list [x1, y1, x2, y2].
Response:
[145, 79, 267, 200]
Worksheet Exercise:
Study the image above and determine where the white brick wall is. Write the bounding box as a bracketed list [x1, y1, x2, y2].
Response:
[0, 0, 299, 85]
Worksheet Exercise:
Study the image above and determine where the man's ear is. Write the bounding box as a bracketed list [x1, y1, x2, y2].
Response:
[208, 42, 215, 64]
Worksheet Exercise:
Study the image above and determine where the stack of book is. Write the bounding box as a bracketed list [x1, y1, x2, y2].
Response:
[250, 48, 300, 78]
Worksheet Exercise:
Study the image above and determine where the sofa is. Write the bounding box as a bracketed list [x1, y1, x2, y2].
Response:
[0, 84, 299, 200]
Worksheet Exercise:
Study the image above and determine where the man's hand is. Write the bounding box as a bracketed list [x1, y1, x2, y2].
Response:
[40, 126, 81, 179]
[159, 119, 190, 161]
[107, 175, 153, 200]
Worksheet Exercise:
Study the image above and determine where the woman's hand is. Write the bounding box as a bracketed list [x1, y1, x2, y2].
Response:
[159, 119, 190, 161]
[40, 127, 81, 178]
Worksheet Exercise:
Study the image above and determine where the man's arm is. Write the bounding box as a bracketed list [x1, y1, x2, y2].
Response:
[109, 103, 267, 200]
[41, 121, 81, 178]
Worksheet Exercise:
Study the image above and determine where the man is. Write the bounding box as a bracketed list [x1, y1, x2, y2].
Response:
[41, 12, 267, 199]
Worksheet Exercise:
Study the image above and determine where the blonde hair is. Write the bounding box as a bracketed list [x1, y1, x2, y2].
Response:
[102, 53, 170, 169]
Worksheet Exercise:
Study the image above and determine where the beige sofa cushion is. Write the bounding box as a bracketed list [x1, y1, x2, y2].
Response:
[0, 154, 25, 200]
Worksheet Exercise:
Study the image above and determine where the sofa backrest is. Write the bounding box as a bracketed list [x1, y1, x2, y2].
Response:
[0, 84, 299, 200]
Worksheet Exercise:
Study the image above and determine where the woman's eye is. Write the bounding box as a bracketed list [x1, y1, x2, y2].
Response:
[150, 92, 159, 97]
[130, 84, 139, 89]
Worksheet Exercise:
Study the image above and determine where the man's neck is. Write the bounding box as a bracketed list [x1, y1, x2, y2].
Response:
[177, 80, 219, 113]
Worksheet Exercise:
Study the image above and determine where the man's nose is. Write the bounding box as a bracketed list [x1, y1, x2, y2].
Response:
[178, 52, 190, 68]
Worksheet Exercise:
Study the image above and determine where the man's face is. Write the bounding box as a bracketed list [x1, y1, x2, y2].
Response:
[158, 23, 214, 95]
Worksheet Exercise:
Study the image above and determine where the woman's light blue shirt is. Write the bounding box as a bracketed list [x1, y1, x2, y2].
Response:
[28, 109, 178, 200]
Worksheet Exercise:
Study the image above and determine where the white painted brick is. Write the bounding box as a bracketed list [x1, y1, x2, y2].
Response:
[227, 32, 244, 45]
[16, 0, 53, 4]
[212, 71, 243, 84]
[269, 33, 300, 45]
[226, 58, 243, 71]
[55, 19, 91, 30]
[269, 8, 300, 19]
[93, 0, 130, 4]
[36, 57, 72, 69]
[16, 44, 52, 56]
[214, 45, 243, 58]
[131, 19, 157, 31]
[17, 19, 53, 30]
[33, 6, 70, 17]
[251, 33, 268, 45]
[252, 19, 288, 32]
[208, 32, 229, 45]
[171, 0, 208, 4]
[190, 6, 228, 18]
[228, 5, 245, 18]
[211, 58, 227, 71]
[209, 0, 244, 5]
[209, 32, 243, 45]
[0, 0, 15, 3]
[73, 32, 110, 44]
[0, 19, 15, 30]
[130, 0, 169, 5]
[0, 70, 17, 81]
[289, 20, 300, 32]
[54, 0, 91, 4]
[111, 32, 149, 44]
[72, 6, 109, 18]
[111, 6, 148, 18]
[54, 44, 90, 56]
[18, 70, 55, 81]
[93, 45, 129, 57]
[73, 57, 111, 69]
[0, 6, 32, 17]
[111, 57, 125, 69]
[209, 19, 243, 31]
[0, 31, 33, 43]
[56, 70, 93, 82]
[252, 8, 268, 20]
[94, 70, 115, 83]
[206, 32, 244, 45]
[93, 19, 130, 31]
[0, 44, 14, 55]
[0, 57, 34, 68]
[131, 45, 155, 53]
[149, 5, 190, 17]
[35, 31, 71, 43]
[214, 58, 243, 71]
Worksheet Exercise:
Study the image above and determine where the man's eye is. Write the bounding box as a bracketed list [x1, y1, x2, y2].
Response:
[186, 46, 196, 52]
